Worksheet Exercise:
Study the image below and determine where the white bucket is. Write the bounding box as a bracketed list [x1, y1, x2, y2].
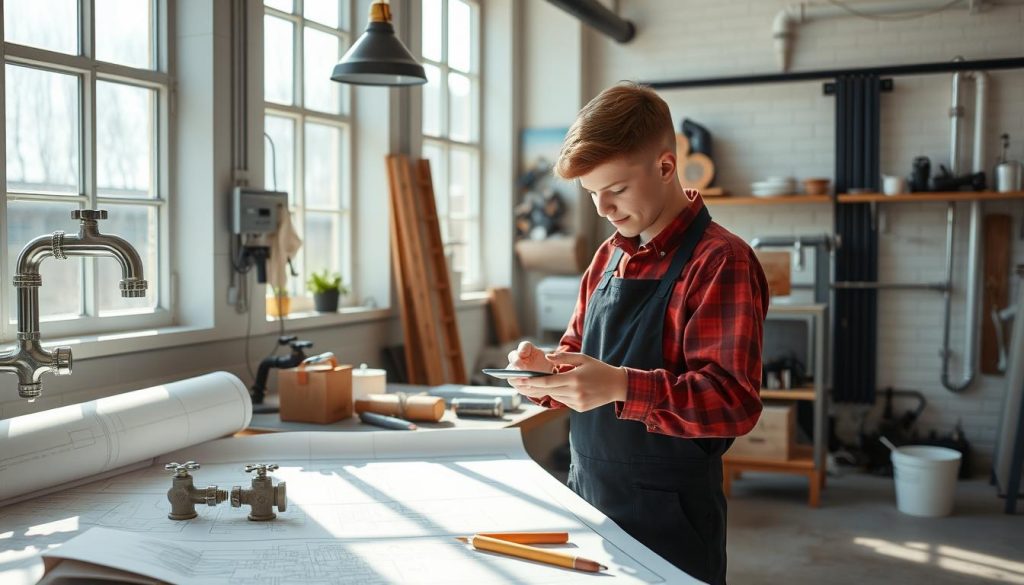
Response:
[891, 445, 962, 517]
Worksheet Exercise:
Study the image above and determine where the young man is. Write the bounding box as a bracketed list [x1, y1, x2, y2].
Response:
[507, 82, 769, 584]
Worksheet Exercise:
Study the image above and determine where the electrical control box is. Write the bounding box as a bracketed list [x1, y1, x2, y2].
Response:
[232, 187, 288, 236]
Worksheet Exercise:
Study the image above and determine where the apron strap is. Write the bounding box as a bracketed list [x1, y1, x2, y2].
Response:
[656, 206, 712, 298]
[597, 247, 625, 291]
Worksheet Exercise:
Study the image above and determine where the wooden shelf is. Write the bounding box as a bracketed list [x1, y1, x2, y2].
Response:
[723, 444, 815, 470]
[704, 195, 831, 206]
[760, 387, 815, 401]
[837, 190, 1024, 204]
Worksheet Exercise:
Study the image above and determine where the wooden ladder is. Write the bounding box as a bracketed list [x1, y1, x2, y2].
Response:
[386, 154, 467, 385]
[413, 159, 467, 384]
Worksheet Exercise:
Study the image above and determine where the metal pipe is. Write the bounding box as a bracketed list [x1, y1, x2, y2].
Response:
[0, 209, 147, 400]
[545, 0, 635, 43]
[771, 1, 1024, 72]
[645, 57, 1024, 91]
[950, 57, 965, 176]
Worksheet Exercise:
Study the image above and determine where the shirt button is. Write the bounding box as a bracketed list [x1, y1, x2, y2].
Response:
[659, 251, 666, 257]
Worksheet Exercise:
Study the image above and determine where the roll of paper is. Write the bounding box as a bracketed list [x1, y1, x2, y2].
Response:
[352, 363, 386, 402]
[354, 394, 445, 422]
[0, 371, 251, 506]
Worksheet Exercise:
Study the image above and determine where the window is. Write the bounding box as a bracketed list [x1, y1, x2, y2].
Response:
[421, 0, 481, 290]
[263, 0, 352, 312]
[1, 0, 170, 338]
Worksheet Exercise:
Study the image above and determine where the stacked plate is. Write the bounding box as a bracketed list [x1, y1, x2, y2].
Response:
[751, 177, 796, 198]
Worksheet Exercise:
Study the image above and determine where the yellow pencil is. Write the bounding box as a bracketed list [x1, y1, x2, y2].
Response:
[465, 534, 607, 573]
[454, 532, 569, 545]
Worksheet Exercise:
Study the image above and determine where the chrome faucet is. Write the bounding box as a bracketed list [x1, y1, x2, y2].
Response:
[0, 209, 148, 400]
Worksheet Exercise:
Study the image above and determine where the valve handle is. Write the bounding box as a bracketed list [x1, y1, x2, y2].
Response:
[72, 209, 108, 221]
[165, 461, 200, 477]
[244, 463, 279, 478]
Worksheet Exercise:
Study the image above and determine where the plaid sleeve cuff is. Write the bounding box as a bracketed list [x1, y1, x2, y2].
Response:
[616, 367, 658, 423]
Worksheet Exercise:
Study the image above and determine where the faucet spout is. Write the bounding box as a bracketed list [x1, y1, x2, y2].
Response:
[2, 209, 146, 400]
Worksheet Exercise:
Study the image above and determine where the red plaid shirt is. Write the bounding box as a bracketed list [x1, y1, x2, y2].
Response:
[535, 190, 769, 438]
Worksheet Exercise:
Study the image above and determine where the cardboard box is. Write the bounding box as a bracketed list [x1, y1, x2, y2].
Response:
[727, 403, 795, 460]
[278, 361, 353, 424]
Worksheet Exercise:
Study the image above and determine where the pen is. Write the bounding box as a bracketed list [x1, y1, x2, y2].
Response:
[465, 534, 607, 573]
[359, 411, 417, 431]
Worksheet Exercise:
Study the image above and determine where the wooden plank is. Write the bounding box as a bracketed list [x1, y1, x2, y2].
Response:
[760, 388, 815, 401]
[387, 155, 445, 385]
[837, 190, 1024, 204]
[414, 158, 468, 384]
[487, 287, 521, 344]
[388, 168, 426, 384]
[982, 214, 1012, 375]
[704, 195, 831, 206]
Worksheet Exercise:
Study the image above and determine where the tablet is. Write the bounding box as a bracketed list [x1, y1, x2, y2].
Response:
[482, 368, 553, 379]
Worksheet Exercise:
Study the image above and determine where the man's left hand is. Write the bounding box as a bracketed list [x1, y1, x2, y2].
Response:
[510, 352, 627, 412]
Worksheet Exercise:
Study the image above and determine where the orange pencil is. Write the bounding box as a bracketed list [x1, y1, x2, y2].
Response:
[454, 532, 569, 545]
[465, 534, 607, 573]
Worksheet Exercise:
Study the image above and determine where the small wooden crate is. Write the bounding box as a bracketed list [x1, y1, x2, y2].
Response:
[728, 403, 795, 461]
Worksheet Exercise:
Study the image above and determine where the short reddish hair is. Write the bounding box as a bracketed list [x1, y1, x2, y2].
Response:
[555, 82, 675, 180]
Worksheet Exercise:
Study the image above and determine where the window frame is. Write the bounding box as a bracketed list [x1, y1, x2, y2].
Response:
[262, 0, 354, 313]
[420, 0, 483, 292]
[0, 0, 174, 342]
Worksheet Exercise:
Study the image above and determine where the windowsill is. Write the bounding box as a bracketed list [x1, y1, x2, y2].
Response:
[30, 292, 491, 362]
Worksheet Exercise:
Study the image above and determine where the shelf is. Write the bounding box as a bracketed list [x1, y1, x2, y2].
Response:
[703, 195, 831, 206]
[723, 444, 816, 470]
[837, 190, 1024, 204]
[760, 387, 815, 401]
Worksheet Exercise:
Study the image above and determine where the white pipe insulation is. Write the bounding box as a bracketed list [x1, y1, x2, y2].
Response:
[772, 0, 1024, 71]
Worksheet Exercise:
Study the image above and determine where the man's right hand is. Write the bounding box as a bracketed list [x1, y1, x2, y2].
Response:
[505, 341, 555, 375]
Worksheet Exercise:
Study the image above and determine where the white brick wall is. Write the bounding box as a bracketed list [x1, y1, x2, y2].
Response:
[578, 0, 1024, 467]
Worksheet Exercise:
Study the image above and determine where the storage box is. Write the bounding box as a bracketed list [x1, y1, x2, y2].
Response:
[278, 360, 353, 424]
[727, 403, 795, 460]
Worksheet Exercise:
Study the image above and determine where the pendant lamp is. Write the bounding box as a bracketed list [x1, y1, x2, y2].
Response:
[331, 1, 427, 86]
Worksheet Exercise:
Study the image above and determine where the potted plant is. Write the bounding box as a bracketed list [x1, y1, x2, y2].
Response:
[306, 269, 348, 313]
[266, 286, 291, 317]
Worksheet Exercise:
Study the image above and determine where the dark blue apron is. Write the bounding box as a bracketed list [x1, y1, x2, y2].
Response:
[568, 206, 730, 584]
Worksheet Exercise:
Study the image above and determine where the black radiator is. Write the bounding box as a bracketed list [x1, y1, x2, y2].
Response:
[832, 75, 882, 404]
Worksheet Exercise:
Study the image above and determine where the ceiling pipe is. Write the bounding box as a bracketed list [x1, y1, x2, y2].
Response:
[546, 0, 636, 43]
[772, 0, 1024, 72]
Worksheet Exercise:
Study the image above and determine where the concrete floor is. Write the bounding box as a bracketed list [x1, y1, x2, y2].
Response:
[726, 472, 1024, 584]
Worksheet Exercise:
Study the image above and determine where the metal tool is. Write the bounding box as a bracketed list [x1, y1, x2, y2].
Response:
[0, 210, 148, 400]
[452, 397, 505, 418]
[165, 461, 228, 520]
[231, 463, 287, 521]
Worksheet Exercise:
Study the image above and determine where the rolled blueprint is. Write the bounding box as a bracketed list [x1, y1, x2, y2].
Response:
[0, 371, 252, 505]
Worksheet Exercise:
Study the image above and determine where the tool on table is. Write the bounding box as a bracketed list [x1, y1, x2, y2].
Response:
[359, 410, 417, 430]
[452, 397, 504, 418]
[430, 383, 524, 410]
[355, 393, 445, 422]
[231, 463, 287, 521]
[250, 335, 313, 412]
[454, 532, 569, 545]
[462, 534, 607, 573]
[164, 461, 227, 520]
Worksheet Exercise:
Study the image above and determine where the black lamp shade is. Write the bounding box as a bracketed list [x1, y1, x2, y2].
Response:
[331, 21, 427, 86]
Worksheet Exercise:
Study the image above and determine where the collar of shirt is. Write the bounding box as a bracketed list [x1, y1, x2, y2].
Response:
[611, 189, 705, 258]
